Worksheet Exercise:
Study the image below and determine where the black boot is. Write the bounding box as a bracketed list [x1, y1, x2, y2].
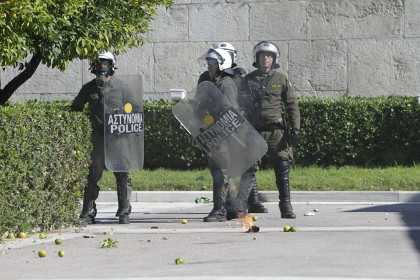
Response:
[115, 172, 132, 224]
[203, 207, 227, 222]
[79, 200, 97, 224]
[226, 196, 248, 220]
[248, 184, 268, 213]
[204, 168, 228, 222]
[79, 178, 99, 224]
[118, 213, 130, 224]
[239, 166, 267, 213]
[226, 169, 251, 220]
[274, 161, 296, 219]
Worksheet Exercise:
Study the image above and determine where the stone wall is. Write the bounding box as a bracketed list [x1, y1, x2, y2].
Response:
[2, 0, 419, 102]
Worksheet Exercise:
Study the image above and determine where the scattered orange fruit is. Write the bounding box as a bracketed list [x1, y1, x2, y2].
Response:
[38, 250, 47, 258]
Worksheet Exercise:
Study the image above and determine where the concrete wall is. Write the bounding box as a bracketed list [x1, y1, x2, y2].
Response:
[2, 0, 419, 102]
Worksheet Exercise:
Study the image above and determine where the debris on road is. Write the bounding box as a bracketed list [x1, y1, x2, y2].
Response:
[195, 197, 213, 203]
[101, 238, 118, 248]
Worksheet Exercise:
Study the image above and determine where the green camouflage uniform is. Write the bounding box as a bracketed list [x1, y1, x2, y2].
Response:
[238, 69, 301, 217]
[240, 69, 300, 157]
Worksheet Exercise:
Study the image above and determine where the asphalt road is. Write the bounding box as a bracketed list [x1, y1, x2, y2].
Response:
[1, 192, 420, 280]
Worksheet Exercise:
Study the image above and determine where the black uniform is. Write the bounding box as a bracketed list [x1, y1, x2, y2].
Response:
[71, 77, 132, 224]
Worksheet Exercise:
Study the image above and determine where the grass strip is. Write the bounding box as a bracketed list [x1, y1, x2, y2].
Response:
[98, 165, 420, 192]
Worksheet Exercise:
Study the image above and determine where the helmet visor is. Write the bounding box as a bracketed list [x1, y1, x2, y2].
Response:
[206, 58, 219, 66]
[94, 59, 112, 72]
[198, 49, 222, 68]
[199, 49, 221, 62]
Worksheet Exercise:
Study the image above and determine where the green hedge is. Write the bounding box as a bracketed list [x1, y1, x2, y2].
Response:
[297, 96, 420, 166]
[144, 100, 207, 169]
[143, 96, 420, 168]
[0, 101, 91, 238]
[1, 96, 419, 238]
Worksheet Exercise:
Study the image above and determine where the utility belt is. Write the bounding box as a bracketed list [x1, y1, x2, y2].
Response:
[256, 120, 286, 132]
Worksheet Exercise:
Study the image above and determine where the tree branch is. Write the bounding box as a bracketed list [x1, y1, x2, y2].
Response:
[0, 53, 42, 105]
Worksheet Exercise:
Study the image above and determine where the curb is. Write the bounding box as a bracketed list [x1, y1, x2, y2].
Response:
[95, 191, 420, 203]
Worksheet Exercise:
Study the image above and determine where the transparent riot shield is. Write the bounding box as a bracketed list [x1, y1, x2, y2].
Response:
[104, 75, 144, 172]
[172, 81, 268, 178]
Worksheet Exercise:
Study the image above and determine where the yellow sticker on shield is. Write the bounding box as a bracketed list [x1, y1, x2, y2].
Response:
[203, 115, 214, 125]
[124, 103, 133, 113]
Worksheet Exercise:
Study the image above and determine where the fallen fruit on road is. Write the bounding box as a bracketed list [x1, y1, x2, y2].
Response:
[58, 250, 65, 257]
[283, 226, 291, 232]
[175, 258, 184, 264]
[18, 232, 26, 238]
[38, 250, 47, 257]
[290, 226, 297, 232]
[39, 233, 46, 239]
[252, 216, 258, 221]
[55, 238, 62, 245]
[181, 220, 188, 224]
[7, 233, 15, 239]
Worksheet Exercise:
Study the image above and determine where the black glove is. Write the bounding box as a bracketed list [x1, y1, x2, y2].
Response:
[288, 128, 301, 146]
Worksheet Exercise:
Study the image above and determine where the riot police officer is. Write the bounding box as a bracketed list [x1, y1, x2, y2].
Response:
[238, 41, 301, 219]
[71, 51, 132, 224]
[198, 42, 245, 88]
[197, 48, 239, 222]
[198, 42, 268, 215]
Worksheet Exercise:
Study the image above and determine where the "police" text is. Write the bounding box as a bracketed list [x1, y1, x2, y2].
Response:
[106, 112, 143, 134]
[196, 109, 244, 152]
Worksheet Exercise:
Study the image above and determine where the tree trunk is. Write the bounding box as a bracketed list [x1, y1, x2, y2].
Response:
[0, 53, 42, 105]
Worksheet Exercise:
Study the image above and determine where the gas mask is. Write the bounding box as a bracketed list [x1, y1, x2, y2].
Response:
[94, 59, 112, 88]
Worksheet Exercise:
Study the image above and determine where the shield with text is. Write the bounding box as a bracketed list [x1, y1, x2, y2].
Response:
[104, 75, 144, 172]
[172, 81, 267, 178]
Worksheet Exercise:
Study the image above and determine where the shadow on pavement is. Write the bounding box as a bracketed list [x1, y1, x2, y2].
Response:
[142, 212, 208, 215]
[346, 193, 420, 260]
[94, 218, 204, 224]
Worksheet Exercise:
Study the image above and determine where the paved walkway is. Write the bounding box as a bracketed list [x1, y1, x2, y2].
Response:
[1, 191, 420, 280]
